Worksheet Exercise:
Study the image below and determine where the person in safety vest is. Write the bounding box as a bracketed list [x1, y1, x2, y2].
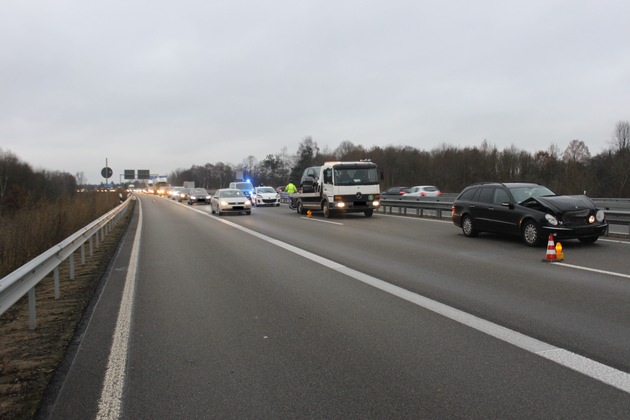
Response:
[285, 181, 297, 194]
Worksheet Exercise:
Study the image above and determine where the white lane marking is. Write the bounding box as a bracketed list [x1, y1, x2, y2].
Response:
[97, 199, 143, 419]
[300, 217, 343, 225]
[200, 211, 630, 394]
[555, 263, 630, 279]
[599, 238, 630, 244]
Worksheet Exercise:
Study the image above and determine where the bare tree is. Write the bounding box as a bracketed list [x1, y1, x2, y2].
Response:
[563, 139, 591, 163]
[611, 120, 630, 152]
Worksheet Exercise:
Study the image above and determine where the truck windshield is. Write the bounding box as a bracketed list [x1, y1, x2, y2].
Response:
[333, 166, 379, 186]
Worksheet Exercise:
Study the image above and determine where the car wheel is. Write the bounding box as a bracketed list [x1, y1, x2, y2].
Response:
[364, 209, 373, 217]
[461, 215, 478, 237]
[217, 208, 222, 216]
[578, 236, 599, 244]
[522, 220, 542, 247]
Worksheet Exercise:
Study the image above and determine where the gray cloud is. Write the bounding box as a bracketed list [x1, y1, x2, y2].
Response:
[2, 0, 629, 183]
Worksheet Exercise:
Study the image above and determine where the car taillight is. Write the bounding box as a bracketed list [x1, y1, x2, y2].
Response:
[421, 192, 426, 196]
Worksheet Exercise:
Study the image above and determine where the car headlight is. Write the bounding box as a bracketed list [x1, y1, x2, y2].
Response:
[245, 200, 252, 206]
[595, 210, 605, 222]
[336, 202, 346, 208]
[206, 195, 212, 199]
[220, 200, 229, 207]
[545, 214, 558, 226]
[373, 200, 380, 207]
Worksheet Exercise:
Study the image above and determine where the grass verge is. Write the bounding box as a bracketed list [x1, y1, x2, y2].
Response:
[0, 200, 135, 420]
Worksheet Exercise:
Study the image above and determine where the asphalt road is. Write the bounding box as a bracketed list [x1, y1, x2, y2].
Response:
[44, 194, 630, 419]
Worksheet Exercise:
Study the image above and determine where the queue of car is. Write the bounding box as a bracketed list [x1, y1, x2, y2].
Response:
[153, 180, 609, 246]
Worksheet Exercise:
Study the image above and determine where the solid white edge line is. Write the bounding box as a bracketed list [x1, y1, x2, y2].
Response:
[198, 209, 630, 394]
[96, 198, 143, 420]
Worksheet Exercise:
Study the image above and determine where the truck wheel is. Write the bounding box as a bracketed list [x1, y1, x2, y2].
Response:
[322, 203, 332, 218]
[364, 209, 373, 217]
[297, 200, 307, 215]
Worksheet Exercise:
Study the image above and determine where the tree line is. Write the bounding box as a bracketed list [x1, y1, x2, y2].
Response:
[0, 148, 77, 218]
[170, 121, 630, 197]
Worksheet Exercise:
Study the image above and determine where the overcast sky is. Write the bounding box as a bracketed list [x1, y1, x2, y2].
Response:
[2, 0, 629, 184]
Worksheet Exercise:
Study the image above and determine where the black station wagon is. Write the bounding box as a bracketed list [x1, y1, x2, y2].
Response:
[451, 182, 608, 246]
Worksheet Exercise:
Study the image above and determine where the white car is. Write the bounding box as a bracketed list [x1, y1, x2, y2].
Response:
[252, 186, 280, 206]
[406, 185, 442, 198]
[210, 188, 252, 215]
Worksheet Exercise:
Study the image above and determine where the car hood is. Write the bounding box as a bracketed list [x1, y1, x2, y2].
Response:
[531, 195, 595, 213]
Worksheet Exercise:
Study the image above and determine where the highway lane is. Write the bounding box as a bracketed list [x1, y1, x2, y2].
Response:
[46, 194, 630, 418]
[205, 198, 630, 374]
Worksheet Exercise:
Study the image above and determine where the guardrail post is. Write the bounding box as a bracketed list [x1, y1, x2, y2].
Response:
[54, 267, 60, 300]
[69, 253, 75, 280]
[81, 243, 86, 265]
[28, 288, 37, 330]
[89, 236, 94, 257]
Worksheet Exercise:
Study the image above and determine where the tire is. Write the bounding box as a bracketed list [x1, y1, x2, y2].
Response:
[578, 235, 598, 244]
[521, 220, 542, 247]
[322, 202, 332, 218]
[364, 209, 373, 217]
[211, 207, 216, 214]
[297, 200, 307, 215]
[461, 215, 478, 237]
[217, 208, 222, 216]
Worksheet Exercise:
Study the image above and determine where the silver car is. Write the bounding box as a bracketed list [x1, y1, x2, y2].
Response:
[211, 189, 252, 215]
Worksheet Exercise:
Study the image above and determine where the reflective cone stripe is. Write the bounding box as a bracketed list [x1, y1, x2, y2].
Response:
[543, 234, 557, 261]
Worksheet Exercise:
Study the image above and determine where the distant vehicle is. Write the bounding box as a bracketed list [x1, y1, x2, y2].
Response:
[451, 182, 608, 246]
[211, 189, 252, 215]
[187, 188, 211, 205]
[252, 186, 280, 206]
[169, 187, 187, 200]
[171, 187, 190, 202]
[381, 187, 410, 197]
[228, 181, 254, 201]
[406, 185, 442, 198]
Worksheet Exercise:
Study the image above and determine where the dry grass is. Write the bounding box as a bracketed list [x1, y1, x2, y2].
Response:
[0, 197, 133, 420]
[0, 191, 121, 279]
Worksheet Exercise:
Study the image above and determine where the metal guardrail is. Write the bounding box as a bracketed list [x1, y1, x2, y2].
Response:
[0, 196, 133, 329]
[378, 197, 630, 237]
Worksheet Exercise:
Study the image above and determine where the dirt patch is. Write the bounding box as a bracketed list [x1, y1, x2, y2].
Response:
[0, 204, 133, 420]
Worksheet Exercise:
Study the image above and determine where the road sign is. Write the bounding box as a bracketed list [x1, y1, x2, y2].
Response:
[101, 167, 113, 178]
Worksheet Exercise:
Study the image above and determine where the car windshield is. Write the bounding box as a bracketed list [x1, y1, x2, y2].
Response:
[234, 183, 253, 191]
[221, 190, 244, 197]
[509, 186, 556, 204]
[191, 188, 208, 194]
[257, 187, 276, 193]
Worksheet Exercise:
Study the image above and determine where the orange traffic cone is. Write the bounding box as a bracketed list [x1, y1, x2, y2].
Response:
[307, 210, 312, 218]
[542, 234, 557, 262]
